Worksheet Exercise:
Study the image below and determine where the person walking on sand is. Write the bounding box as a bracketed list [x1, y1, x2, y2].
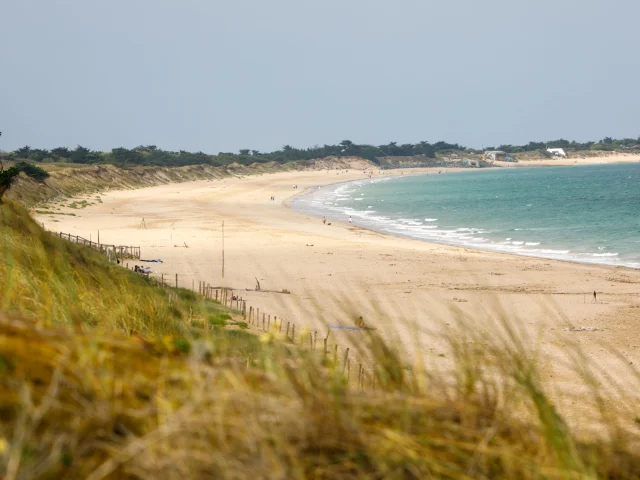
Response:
[593, 290, 597, 303]
[349, 216, 353, 225]
[323, 216, 326, 225]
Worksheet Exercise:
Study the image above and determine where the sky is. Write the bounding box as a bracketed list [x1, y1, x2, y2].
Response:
[1, 0, 639, 153]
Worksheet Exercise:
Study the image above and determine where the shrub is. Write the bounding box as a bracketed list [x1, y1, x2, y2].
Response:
[14, 161, 50, 182]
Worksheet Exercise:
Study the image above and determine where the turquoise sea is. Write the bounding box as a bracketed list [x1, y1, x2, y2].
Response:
[292, 164, 640, 269]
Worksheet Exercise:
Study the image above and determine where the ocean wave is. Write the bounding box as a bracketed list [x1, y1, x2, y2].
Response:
[290, 175, 640, 270]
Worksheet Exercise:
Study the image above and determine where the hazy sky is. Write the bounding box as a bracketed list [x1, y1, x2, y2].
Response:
[1, 0, 639, 153]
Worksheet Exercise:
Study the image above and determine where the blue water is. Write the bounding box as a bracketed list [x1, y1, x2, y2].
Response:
[293, 164, 640, 268]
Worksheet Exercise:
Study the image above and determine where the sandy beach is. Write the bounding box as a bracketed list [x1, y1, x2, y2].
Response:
[36, 163, 640, 407]
[504, 153, 640, 167]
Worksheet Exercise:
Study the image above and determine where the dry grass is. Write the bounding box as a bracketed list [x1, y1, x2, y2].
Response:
[1, 202, 639, 479]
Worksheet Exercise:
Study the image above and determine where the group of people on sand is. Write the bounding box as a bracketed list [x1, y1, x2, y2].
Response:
[322, 216, 352, 225]
[134, 265, 151, 276]
[269, 195, 276, 201]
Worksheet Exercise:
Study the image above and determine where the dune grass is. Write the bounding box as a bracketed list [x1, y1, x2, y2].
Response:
[0, 202, 238, 337]
[1, 201, 639, 479]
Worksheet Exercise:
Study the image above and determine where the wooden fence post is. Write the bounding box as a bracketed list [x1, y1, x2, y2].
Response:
[291, 325, 296, 343]
[323, 338, 328, 357]
[286, 321, 290, 338]
[342, 348, 349, 374]
[161, 273, 164, 288]
[333, 344, 338, 364]
[262, 315, 265, 331]
[175, 274, 178, 289]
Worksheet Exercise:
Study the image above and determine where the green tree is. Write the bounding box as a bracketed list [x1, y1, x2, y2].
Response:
[29, 149, 50, 162]
[111, 147, 143, 166]
[14, 146, 32, 159]
[70, 145, 100, 164]
[14, 162, 50, 181]
[51, 147, 71, 159]
[0, 160, 20, 201]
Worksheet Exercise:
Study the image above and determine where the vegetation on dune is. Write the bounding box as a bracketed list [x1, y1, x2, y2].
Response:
[0, 202, 239, 338]
[2, 136, 639, 170]
[12, 161, 49, 182]
[0, 160, 49, 202]
[4, 141, 459, 167]
[0, 202, 639, 478]
[489, 136, 640, 154]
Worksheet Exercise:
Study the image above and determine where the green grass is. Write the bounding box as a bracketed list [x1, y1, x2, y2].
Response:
[67, 200, 91, 209]
[1, 201, 639, 479]
[0, 202, 233, 337]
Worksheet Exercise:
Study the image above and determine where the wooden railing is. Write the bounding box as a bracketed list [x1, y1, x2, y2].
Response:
[57, 231, 141, 260]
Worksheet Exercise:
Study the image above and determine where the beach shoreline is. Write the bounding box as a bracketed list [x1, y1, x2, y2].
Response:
[35, 163, 640, 405]
[289, 167, 640, 271]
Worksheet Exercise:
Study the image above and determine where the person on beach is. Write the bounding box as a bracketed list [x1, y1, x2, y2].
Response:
[593, 290, 597, 303]
[349, 216, 353, 224]
[323, 216, 326, 225]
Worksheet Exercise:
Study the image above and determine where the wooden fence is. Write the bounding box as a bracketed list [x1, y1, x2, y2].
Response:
[146, 271, 376, 391]
[53, 229, 374, 389]
[57, 231, 141, 260]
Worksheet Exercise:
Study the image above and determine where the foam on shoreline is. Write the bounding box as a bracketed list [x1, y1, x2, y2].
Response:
[292, 175, 640, 270]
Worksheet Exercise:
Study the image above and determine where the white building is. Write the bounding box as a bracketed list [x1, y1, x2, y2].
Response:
[547, 148, 567, 157]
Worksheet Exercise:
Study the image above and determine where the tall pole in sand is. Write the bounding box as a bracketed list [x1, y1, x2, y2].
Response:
[222, 221, 225, 279]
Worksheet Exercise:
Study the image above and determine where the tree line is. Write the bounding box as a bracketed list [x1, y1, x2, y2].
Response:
[4, 141, 461, 167]
[489, 137, 640, 154]
[3, 137, 640, 168]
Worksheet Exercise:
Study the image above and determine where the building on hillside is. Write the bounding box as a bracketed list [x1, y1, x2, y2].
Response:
[484, 150, 515, 162]
[462, 158, 480, 167]
[547, 148, 567, 157]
